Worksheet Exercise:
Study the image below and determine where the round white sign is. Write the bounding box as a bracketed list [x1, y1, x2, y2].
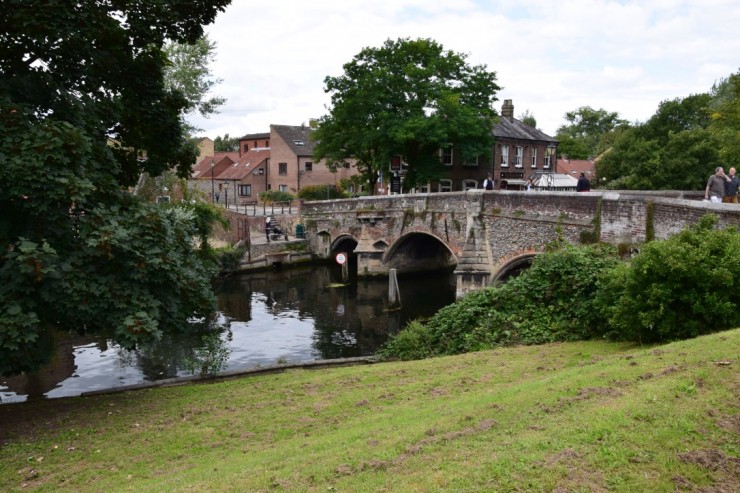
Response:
[335, 253, 347, 265]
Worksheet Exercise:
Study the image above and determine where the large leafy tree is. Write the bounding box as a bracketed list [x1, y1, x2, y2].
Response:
[312, 38, 501, 192]
[708, 70, 740, 168]
[597, 93, 721, 189]
[0, 0, 231, 375]
[214, 133, 240, 152]
[555, 106, 629, 160]
[164, 35, 225, 134]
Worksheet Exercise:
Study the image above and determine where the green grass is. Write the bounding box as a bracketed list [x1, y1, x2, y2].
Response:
[1, 330, 738, 492]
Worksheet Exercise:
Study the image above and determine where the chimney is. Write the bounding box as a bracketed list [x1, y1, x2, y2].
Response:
[501, 99, 514, 122]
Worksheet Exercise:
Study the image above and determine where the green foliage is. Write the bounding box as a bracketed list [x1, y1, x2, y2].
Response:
[708, 70, 740, 168]
[313, 37, 501, 193]
[597, 91, 728, 189]
[296, 185, 348, 201]
[259, 190, 294, 203]
[213, 133, 239, 152]
[555, 106, 629, 159]
[382, 244, 621, 359]
[215, 245, 246, 274]
[594, 215, 740, 342]
[163, 35, 225, 133]
[0, 1, 229, 375]
[518, 109, 537, 128]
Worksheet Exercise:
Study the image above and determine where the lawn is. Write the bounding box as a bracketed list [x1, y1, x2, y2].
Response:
[1, 330, 737, 492]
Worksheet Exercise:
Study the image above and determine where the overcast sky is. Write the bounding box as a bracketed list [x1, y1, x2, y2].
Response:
[188, 0, 739, 139]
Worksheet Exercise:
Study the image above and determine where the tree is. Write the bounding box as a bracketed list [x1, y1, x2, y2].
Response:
[518, 109, 537, 129]
[555, 106, 629, 159]
[708, 70, 740, 168]
[163, 35, 226, 134]
[0, 0, 231, 375]
[312, 38, 501, 192]
[596, 92, 720, 189]
[214, 133, 240, 152]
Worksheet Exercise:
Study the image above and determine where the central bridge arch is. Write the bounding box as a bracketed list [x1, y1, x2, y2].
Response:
[384, 232, 457, 275]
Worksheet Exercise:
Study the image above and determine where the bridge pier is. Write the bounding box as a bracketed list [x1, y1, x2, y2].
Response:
[355, 213, 390, 277]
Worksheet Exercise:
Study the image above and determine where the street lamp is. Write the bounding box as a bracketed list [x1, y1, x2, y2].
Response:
[210, 158, 215, 203]
[223, 181, 229, 209]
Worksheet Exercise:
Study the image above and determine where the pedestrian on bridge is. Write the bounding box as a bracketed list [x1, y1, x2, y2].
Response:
[483, 173, 494, 190]
[705, 167, 729, 203]
[723, 167, 739, 204]
[265, 216, 272, 241]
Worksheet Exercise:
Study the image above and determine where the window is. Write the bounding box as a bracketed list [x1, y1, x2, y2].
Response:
[243, 144, 248, 153]
[531, 148, 538, 168]
[413, 183, 431, 193]
[438, 179, 452, 192]
[440, 147, 453, 166]
[545, 145, 555, 169]
[463, 180, 477, 190]
[293, 139, 305, 146]
[239, 184, 251, 196]
[258, 168, 264, 175]
[279, 162, 287, 175]
[305, 162, 313, 172]
[463, 153, 480, 167]
[265, 140, 269, 147]
[515, 146, 523, 168]
[500, 145, 509, 167]
[278, 185, 288, 192]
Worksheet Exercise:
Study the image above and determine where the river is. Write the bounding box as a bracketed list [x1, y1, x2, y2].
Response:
[0, 264, 456, 403]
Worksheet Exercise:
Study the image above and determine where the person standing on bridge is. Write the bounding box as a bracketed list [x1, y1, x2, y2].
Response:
[705, 167, 729, 203]
[265, 216, 272, 241]
[483, 173, 494, 190]
[723, 167, 739, 204]
[576, 172, 590, 192]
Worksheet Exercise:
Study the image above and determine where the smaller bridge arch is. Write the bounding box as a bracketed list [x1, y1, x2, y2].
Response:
[490, 249, 543, 284]
[330, 233, 359, 256]
[383, 231, 458, 275]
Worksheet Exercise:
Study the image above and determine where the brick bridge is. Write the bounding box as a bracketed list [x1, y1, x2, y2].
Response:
[297, 190, 740, 298]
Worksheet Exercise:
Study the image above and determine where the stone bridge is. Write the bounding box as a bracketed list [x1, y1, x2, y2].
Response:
[298, 190, 740, 298]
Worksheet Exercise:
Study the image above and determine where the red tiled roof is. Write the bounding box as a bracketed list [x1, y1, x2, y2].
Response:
[191, 152, 240, 179]
[557, 158, 597, 178]
[217, 148, 270, 180]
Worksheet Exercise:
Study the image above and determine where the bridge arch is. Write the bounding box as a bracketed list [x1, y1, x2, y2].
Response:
[490, 251, 541, 284]
[383, 231, 457, 275]
[330, 234, 359, 255]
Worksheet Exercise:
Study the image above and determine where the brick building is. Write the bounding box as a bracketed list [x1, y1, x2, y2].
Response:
[493, 99, 558, 190]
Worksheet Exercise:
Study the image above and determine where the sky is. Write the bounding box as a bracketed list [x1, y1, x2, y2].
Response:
[188, 0, 739, 139]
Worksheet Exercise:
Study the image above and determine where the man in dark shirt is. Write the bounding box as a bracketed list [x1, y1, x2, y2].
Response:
[723, 167, 739, 203]
[576, 172, 590, 192]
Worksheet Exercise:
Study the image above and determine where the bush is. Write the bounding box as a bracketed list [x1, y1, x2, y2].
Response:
[382, 243, 620, 359]
[259, 190, 294, 203]
[595, 215, 740, 342]
[296, 185, 348, 201]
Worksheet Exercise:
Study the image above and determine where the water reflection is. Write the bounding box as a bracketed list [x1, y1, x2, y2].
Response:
[0, 265, 456, 403]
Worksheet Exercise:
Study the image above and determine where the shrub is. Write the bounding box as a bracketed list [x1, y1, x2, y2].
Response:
[259, 190, 294, 203]
[596, 215, 740, 342]
[296, 185, 347, 201]
[382, 243, 620, 359]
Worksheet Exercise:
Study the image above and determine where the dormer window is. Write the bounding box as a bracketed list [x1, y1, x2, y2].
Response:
[293, 140, 305, 146]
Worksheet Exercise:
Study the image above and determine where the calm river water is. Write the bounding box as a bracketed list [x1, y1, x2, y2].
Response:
[0, 264, 456, 403]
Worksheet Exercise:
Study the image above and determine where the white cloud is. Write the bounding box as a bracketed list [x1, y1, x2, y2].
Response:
[188, 0, 740, 138]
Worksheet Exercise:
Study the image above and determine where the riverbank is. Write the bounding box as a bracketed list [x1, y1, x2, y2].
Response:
[1, 329, 737, 492]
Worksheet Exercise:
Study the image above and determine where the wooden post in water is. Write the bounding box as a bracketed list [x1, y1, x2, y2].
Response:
[388, 268, 401, 309]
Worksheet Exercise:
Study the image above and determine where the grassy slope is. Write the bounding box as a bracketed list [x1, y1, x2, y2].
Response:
[0, 330, 737, 492]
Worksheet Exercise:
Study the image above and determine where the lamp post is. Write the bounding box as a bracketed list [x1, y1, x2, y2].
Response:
[223, 181, 229, 209]
[210, 158, 215, 203]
